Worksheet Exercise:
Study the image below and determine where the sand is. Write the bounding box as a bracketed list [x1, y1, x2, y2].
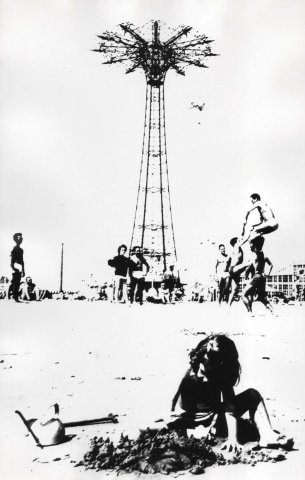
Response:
[0, 299, 304, 479]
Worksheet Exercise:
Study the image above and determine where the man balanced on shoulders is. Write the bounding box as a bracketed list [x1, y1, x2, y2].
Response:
[241, 193, 278, 244]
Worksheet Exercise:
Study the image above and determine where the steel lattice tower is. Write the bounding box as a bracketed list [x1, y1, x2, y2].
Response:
[94, 20, 216, 280]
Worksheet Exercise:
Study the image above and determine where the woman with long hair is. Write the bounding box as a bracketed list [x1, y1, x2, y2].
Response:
[169, 334, 293, 452]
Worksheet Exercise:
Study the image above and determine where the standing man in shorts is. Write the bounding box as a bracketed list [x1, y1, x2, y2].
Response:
[233, 236, 274, 315]
[215, 244, 230, 305]
[228, 237, 244, 307]
[10, 233, 25, 302]
[129, 246, 150, 305]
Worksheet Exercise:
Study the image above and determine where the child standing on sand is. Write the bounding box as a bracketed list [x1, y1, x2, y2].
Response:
[169, 334, 293, 452]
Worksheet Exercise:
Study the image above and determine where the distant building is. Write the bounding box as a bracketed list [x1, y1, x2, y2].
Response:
[239, 262, 305, 299]
[266, 262, 305, 298]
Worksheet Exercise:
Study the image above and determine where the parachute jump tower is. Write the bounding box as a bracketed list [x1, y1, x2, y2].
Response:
[94, 21, 216, 280]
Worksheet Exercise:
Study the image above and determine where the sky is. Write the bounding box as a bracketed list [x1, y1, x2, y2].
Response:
[1, 0, 305, 291]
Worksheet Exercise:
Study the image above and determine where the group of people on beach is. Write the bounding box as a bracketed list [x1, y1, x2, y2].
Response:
[108, 245, 179, 305]
[8, 193, 278, 310]
[215, 193, 278, 315]
[8, 202, 294, 457]
[108, 244, 149, 305]
[162, 194, 292, 453]
[105, 194, 292, 454]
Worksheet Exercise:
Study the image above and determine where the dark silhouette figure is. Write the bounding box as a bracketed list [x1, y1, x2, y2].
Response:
[10, 233, 25, 302]
[129, 246, 150, 305]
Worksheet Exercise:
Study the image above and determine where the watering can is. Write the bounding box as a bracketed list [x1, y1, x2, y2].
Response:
[15, 405, 118, 448]
[15, 403, 66, 447]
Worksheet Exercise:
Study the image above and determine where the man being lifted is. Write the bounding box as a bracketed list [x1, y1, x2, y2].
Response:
[241, 193, 278, 244]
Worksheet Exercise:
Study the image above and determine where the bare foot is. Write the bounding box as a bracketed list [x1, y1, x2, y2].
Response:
[258, 434, 294, 451]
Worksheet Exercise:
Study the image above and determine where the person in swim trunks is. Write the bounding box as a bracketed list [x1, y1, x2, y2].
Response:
[228, 237, 244, 307]
[215, 244, 230, 305]
[241, 193, 278, 244]
[233, 236, 274, 315]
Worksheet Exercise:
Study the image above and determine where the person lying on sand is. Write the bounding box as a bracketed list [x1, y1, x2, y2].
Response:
[168, 334, 293, 453]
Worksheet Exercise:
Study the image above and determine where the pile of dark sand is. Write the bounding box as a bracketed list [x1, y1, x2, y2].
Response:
[78, 428, 289, 475]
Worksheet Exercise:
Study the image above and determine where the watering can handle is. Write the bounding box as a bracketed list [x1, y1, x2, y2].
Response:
[15, 410, 43, 448]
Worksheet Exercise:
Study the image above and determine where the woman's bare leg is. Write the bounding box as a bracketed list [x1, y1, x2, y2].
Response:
[227, 389, 293, 449]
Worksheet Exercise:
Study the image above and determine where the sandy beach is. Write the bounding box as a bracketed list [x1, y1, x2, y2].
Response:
[0, 299, 304, 479]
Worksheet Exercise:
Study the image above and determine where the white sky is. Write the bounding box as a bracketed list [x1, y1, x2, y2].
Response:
[1, 0, 305, 290]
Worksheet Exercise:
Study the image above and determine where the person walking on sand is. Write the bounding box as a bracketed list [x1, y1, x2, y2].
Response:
[241, 193, 278, 244]
[168, 334, 293, 453]
[10, 232, 25, 302]
[232, 236, 274, 315]
[108, 244, 131, 303]
[228, 237, 244, 307]
[215, 244, 230, 305]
